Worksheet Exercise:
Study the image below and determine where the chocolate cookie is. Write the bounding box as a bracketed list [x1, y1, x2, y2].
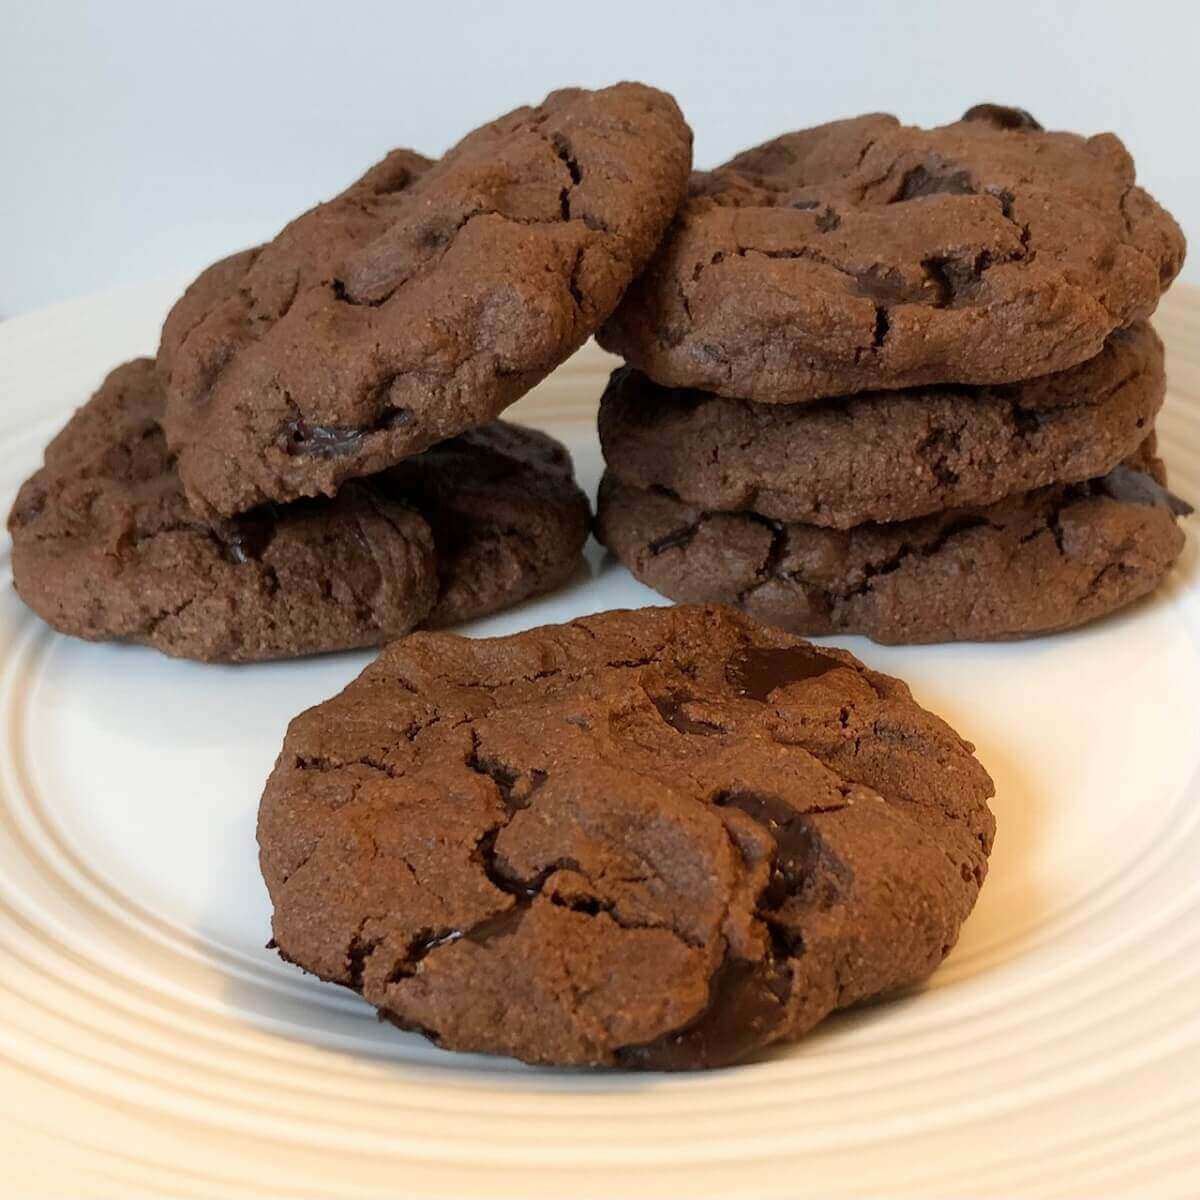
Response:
[599, 106, 1184, 402]
[259, 604, 994, 1068]
[8, 360, 590, 661]
[595, 452, 1190, 644]
[599, 323, 1165, 528]
[159, 83, 692, 517]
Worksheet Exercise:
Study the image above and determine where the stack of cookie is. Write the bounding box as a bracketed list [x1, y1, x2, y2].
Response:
[596, 105, 1192, 643]
[8, 84, 693, 661]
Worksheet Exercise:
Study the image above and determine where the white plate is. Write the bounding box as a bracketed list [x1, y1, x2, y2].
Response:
[2, 279, 1199, 1200]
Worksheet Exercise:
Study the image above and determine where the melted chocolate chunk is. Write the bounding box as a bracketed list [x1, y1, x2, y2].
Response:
[614, 954, 791, 1070]
[402, 894, 530, 970]
[894, 164, 976, 202]
[961, 103, 1043, 132]
[474, 828, 543, 898]
[282, 419, 367, 458]
[1097, 466, 1194, 517]
[648, 524, 696, 555]
[725, 645, 840, 702]
[281, 407, 413, 458]
[398, 832, 539, 969]
[406, 927, 463, 965]
[716, 791, 822, 910]
[651, 692, 724, 736]
[216, 513, 275, 563]
[420, 826, 549, 951]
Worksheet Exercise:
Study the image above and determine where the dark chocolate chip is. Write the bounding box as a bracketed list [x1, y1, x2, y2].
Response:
[282, 419, 367, 458]
[217, 513, 275, 563]
[281, 406, 413, 458]
[650, 693, 724, 736]
[894, 164, 976, 202]
[1097, 465, 1194, 516]
[715, 791, 823, 909]
[725, 645, 840, 702]
[614, 954, 791, 1070]
[648, 524, 697, 555]
[962, 103, 1043, 132]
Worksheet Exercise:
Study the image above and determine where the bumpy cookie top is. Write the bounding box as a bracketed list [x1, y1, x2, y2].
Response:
[159, 83, 692, 517]
[599, 105, 1184, 402]
[598, 322, 1166, 527]
[259, 604, 995, 1068]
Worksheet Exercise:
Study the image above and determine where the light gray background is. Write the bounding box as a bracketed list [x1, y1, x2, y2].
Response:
[2, 0, 1195, 317]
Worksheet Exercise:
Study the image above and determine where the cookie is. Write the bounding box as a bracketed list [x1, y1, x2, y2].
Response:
[595, 451, 1190, 644]
[259, 603, 994, 1068]
[599, 106, 1184, 402]
[158, 83, 692, 518]
[8, 360, 589, 661]
[599, 323, 1165, 528]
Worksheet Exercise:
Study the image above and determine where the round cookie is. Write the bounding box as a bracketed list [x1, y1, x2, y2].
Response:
[600, 323, 1165, 528]
[595, 451, 1190, 645]
[159, 83, 692, 518]
[599, 105, 1185, 403]
[259, 603, 995, 1069]
[8, 359, 590, 662]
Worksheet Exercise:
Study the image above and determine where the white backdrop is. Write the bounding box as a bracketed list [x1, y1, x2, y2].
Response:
[2, 0, 1195, 317]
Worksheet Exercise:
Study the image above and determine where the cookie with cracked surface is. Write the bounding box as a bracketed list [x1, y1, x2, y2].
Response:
[599, 105, 1184, 402]
[8, 359, 590, 662]
[599, 323, 1165, 528]
[158, 83, 692, 518]
[595, 450, 1191, 644]
[258, 603, 995, 1069]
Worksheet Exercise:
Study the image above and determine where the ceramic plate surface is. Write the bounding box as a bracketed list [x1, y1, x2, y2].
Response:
[1, 279, 1199, 1199]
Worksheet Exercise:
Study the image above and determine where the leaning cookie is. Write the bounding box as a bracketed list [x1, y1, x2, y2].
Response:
[595, 451, 1190, 644]
[600, 323, 1165, 528]
[8, 360, 589, 662]
[599, 105, 1184, 402]
[159, 83, 692, 518]
[259, 603, 994, 1069]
